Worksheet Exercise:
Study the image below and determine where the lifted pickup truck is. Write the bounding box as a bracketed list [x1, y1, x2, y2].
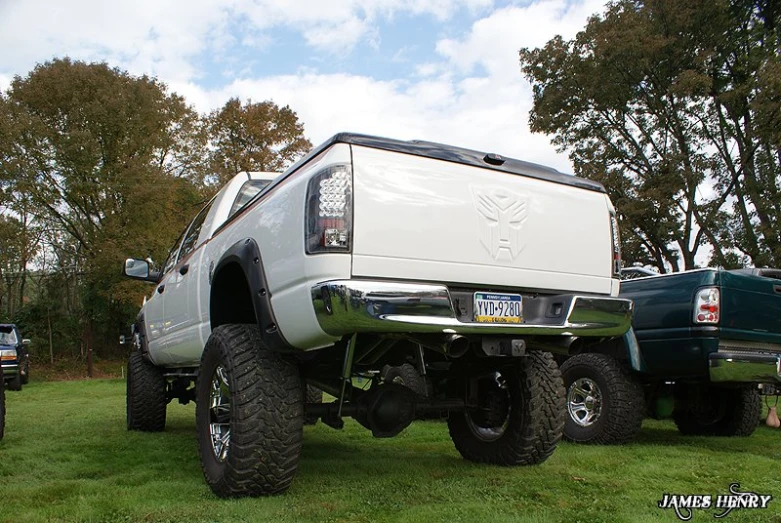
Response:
[123, 133, 632, 497]
[559, 267, 781, 444]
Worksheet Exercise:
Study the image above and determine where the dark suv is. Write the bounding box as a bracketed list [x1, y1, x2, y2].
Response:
[1, 324, 30, 391]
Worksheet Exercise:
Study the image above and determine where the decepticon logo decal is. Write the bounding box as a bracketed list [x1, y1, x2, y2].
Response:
[658, 483, 773, 520]
[472, 186, 528, 261]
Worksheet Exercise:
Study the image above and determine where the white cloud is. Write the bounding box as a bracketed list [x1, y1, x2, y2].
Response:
[184, 67, 569, 172]
[0, 0, 229, 82]
[0, 73, 11, 93]
[232, 0, 494, 54]
[301, 15, 375, 53]
[0, 0, 610, 174]
[182, 0, 608, 172]
[436, 0, 605, 79]
[0, 0, 496, 79]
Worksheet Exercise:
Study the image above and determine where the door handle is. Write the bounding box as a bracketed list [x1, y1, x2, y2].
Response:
[774, 285, 781, 294]
[157, 284, 165, 294]
[179, 264, 190, 276]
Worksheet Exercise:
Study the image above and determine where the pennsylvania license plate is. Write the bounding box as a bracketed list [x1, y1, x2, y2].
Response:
[473, 292, 523, 323]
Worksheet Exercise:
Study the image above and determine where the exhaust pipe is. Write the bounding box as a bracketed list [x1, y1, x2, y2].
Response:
[444, 334, 470, 358]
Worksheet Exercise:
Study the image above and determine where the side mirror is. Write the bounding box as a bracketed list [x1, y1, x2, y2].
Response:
[123, 258, 160, 282]
[22, 339, 30, 346]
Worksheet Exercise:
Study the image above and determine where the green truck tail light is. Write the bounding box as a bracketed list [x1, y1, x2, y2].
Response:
[694, 287, 720, 324]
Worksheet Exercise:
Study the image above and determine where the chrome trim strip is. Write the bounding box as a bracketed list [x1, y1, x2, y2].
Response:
[718, 339, 781, 353]
[311, 280, 632, 338]
[709, 352, 781, 383]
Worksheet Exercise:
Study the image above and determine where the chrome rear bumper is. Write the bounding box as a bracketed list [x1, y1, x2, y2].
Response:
[311, 280, 632, 338]
[709, 352, 781, 383]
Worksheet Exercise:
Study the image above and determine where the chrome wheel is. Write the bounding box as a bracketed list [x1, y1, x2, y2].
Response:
[209, 365, 231, 462]
[465, 372, 511, 442]
[567, 377, 602, 427]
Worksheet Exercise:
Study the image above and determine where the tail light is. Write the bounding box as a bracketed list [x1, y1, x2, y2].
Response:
[609, 212, 622, 276]
[305, 164, 353, 254]
[694, 287, 720, 324]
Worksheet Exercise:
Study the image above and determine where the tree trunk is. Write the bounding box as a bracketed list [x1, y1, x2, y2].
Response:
[48, 312, 54, 365]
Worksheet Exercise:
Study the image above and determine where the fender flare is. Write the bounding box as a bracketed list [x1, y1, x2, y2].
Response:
[211, 238, 293, 352]
[133, 314, 153, 363]
[622, 328, 646, 372]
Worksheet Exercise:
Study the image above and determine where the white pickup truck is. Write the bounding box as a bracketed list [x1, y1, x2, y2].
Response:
[123, 133, 633, 497]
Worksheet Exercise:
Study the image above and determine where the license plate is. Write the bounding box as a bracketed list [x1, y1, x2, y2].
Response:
[474, 292, 523, 323]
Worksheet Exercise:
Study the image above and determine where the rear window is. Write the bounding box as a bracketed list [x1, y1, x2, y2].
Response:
[229, 179, 272, 219]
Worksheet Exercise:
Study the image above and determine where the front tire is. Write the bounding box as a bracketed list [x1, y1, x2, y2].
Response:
[7, 373, 22, 391]
[673, 384, 761, 437]
[447, 351, 565, 466]
[127, 351, 167, 432]
[196, 324, 304, 497]
[20, 359, 29, 385]
[560, 353, 645, 444]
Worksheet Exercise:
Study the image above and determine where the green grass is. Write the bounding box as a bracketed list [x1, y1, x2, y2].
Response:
[1, 379, 780, 523]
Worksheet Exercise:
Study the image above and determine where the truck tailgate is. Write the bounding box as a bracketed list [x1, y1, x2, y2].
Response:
[350, 145, 615, 295]
[721, 270, 781, 344]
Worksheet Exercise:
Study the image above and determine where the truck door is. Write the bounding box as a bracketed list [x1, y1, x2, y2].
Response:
[144, 232, 185, 360]
[157, 200, 215, 366]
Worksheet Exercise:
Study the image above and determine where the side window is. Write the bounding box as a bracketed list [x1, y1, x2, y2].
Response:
[162, 229, 186, 275]
[228, 179, 271, 220]
[178, 199, 215, 261]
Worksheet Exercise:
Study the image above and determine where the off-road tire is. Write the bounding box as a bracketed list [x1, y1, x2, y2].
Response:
[20, 359, 29, 385]
[560, 353, 645, 444]
[447, 351, 565, 466]
[7, 373, 22, 391]
[383, 363, 427, 397]
[0, 381, 5, 440]
[126, 351, 167, 432]
[304, 385, 322, 425]
[196, 324, 304, 497]
[673, 385, 761, 437]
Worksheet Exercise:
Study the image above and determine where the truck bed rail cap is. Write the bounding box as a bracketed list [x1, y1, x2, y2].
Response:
[294, 132, 607, 194]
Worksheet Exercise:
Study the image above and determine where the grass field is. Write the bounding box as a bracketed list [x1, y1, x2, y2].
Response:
[1, 379, 780, 523]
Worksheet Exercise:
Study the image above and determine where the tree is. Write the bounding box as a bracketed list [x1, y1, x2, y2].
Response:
[207, 98, 312, 185]
[0, 214, 40, 317]
[520, 0, 781, 271]
[0, 58, 207, 358]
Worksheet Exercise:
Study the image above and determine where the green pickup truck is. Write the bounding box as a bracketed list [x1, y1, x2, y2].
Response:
[560, 267, 781, 444]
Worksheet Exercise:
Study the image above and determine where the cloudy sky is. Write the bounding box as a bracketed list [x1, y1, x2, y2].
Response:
[0, 0, 607, 173]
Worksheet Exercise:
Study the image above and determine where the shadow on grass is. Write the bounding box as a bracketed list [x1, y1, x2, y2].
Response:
[300, 425, 461, 463]
[631, 423, 779, 460]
